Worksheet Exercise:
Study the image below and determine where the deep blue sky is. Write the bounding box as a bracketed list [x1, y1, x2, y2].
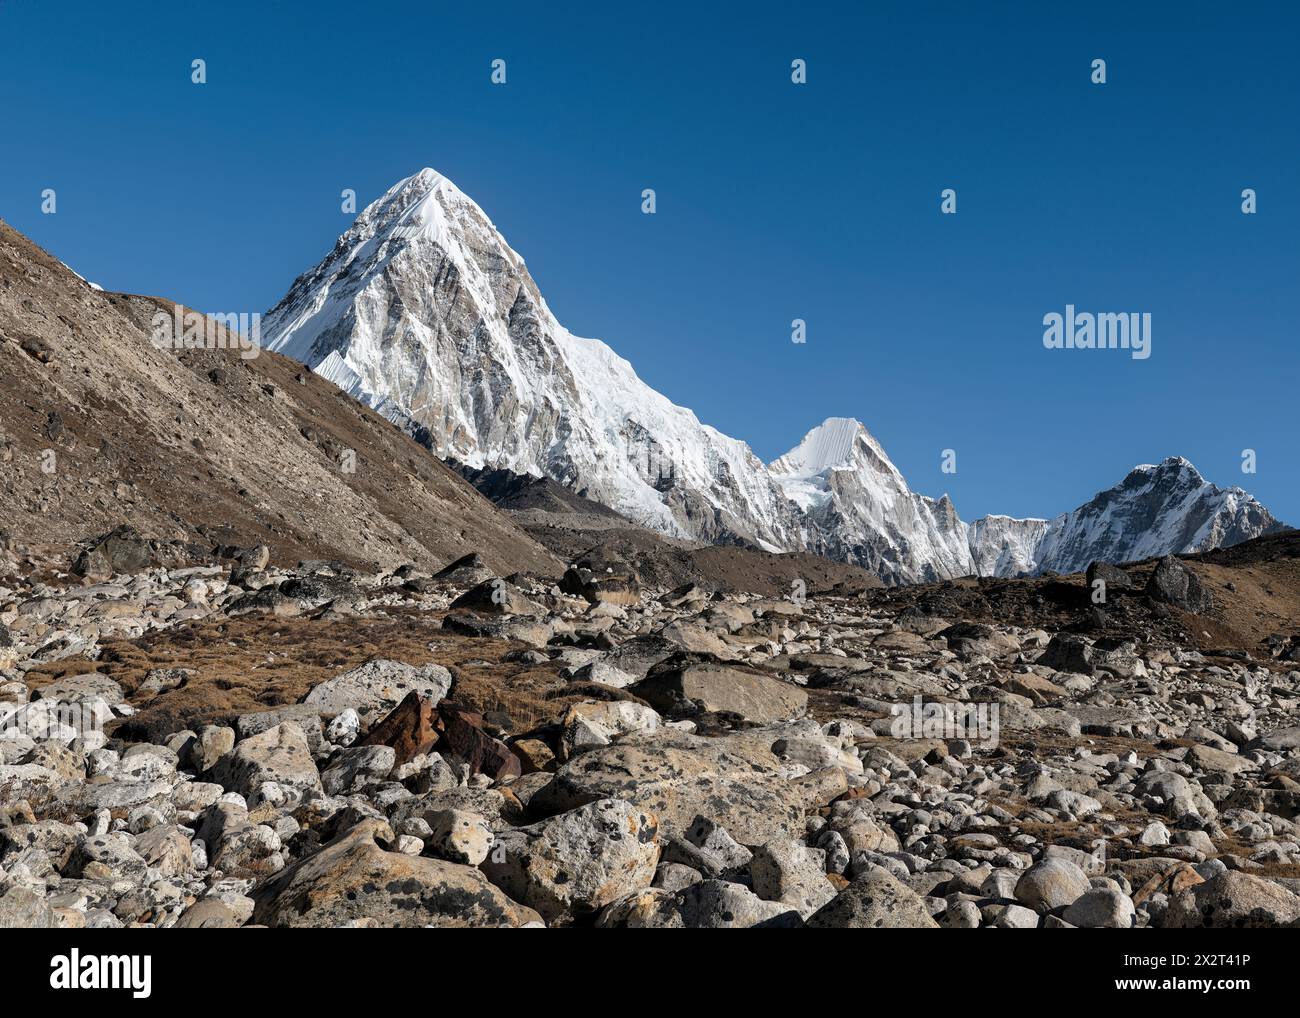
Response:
[2, 1, 1296, 523]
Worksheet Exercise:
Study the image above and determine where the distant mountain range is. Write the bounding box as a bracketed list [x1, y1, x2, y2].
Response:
[261, 169, 1286, 582]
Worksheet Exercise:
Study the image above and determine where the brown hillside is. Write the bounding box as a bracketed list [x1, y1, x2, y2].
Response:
[0, 220, 560, 577]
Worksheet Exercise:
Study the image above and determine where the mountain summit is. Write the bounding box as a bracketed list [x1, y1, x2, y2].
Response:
[264, 168, 806, 552]
[263, 170, 1285, 581]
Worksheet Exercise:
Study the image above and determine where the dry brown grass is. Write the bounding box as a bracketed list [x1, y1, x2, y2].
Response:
[24, 606, 589, 739]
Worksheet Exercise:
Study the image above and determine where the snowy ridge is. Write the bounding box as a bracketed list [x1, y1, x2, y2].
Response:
[978, 458, 1284, 577]
[263, 169, 1285, 582]
[263, 169, 805, 550]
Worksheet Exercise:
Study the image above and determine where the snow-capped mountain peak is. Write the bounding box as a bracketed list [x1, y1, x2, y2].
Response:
[262, 170, 1286, 583]
[968, 455, 1282, 577]
[263, 168, 806, 553]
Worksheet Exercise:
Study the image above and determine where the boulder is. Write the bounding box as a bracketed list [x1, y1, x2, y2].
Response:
[631, 656, 807, 724]
[303, 659, 452, 724]
[449, 579, 544, 617]
[1085, 561, 1133, 593]
[426, 808, 494, 865]
[0, 885, 54, 928]
[251, 819, 542, 928]
[320, 745, 395, 795]
[598, 879, 800, 929]
[661, 815, 753, 879]
[437, 704, 521, 780]
[560, 564, 641, 607]
[1163, 871, 1300, 928]
[208, 722, 321, 800]
[356, 691, 440, 766]
[483, 798, 660, 921]
[1037, 634, 1095, 675]
[1063, 887, 1136, 928]
[805, 869, 939, 928]
[1014, 857, 1090, 911]
[1145, 556, 1213, 613]
[530, 733, 804, 845]
[749, 838, 836, 918]
[558, 700, 661, 759]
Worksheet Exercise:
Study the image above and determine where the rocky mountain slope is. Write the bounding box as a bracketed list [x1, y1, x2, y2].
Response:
[263, 170, 1285, 583]
[0, 219, 558, 578]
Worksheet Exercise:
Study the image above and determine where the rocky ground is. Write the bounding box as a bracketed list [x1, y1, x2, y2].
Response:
[3, 527, 1300, 929]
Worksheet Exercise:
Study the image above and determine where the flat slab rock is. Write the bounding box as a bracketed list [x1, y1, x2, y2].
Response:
[303, 658, 452, 724]
[632, 659, 808, 724]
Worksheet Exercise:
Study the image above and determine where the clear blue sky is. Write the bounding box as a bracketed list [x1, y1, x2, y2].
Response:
[2, 1, 1296, 524]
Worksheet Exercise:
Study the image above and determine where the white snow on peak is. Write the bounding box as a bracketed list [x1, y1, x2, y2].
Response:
[771, 418, 866, 475]
[260, 169, 1283, 583]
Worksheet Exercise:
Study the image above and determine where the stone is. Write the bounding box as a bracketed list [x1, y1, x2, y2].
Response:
[512, 738, 556, 774]
[171, 897, 241, 929]
[190, 725, 235, 773]
[1146, 556, 1213, 613]
[653, 863, 703, 892]
[64, 832, 148, 880]
[0, 885, 54, 928]
[208, 722, 321, 800]
[1037, 634, 1095, 675]
[426, 808, 494, 865]
[569, 659, 638, 689]
[71, 525, 167, 580]
[1063, 887, 1136, 928]
[599, 880, 800, 929]
[135, 824, 193, 878]
[531, 734, 804, 845]
[138, 667, 191, 698]
[661, 815, 753, 879]
[1086, 561, 1134, 592]
[560, 564, 640, 607]
[320, 745, 396, 795]
[805, 869, 940, 928]
[212, 824, 284, 878]
[436, 704, 521, 780]
[942, 899, 983, 928]
[357, 692, 438, 765]
[1163, 871, 1300, 928]
[559, 700, 661, 759]
[631, 657, 808, 724]
[252, 819, 542, 928]
[303, 659, 452, 724]
[749, 838, 836, 918]
[994, 904, 1041, 928]
[484, 798, 660, 922]
[1015, 858, 1091, 911]
[32, 672, 123, 704]
[449, 578, 545, 616]
[325, 708, 360, 747]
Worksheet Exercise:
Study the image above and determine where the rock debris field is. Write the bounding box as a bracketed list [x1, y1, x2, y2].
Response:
[3, 529, 1300, 929]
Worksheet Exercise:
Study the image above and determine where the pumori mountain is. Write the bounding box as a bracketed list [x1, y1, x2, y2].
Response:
[263, 169, 1285, 583]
